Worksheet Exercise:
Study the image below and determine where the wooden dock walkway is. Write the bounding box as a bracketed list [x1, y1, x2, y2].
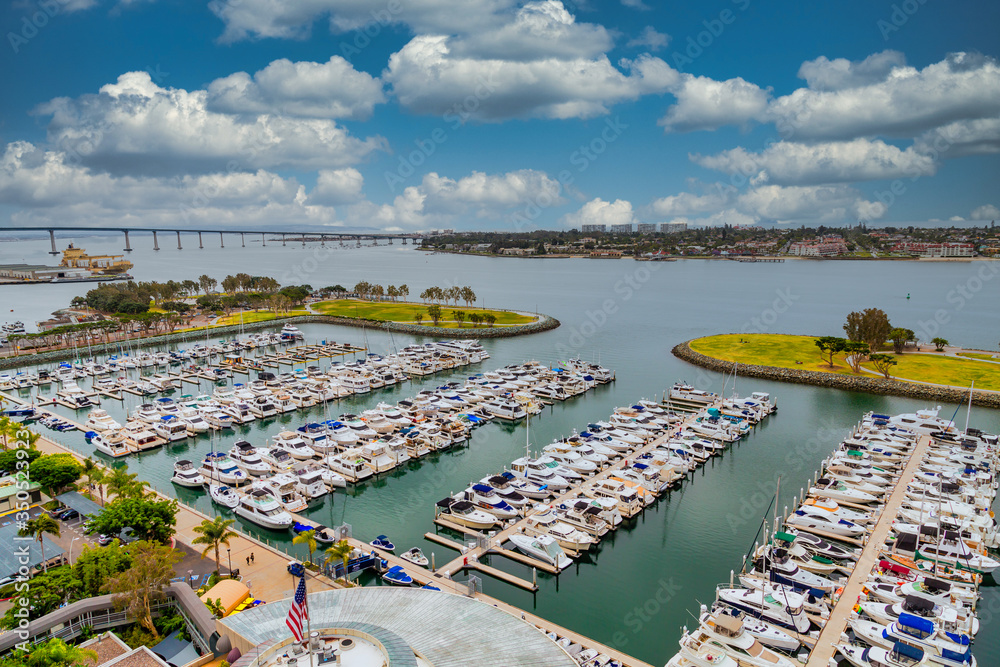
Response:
[805, 435, 932, 667]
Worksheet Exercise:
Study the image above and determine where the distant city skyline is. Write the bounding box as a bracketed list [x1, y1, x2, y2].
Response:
[1, 1, 997, 233]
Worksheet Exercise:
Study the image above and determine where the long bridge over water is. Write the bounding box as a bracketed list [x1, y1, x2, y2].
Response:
[1, 226, 424, 254]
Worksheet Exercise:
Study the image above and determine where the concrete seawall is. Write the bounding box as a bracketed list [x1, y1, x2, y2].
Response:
[672, 340, 1000, 409]
[0, 313, 560, 371]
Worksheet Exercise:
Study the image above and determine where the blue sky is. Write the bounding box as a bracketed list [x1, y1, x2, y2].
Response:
[1, 0, 998, 232]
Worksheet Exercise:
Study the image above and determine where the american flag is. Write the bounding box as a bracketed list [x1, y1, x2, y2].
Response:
[285, 575, 309, 642]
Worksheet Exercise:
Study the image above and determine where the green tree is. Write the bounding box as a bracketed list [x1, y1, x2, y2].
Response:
[204, 597, 226, 618]
[18, 514, 61, 573]
[453, 310, 466, 327]
[869, 353, 898, 379]
[427, 304, 442, 325]
[483, 313, 497, 328]
[293, 528, 318, 566]
[26, 638, 97, 667]
[102, 540, 183, 640]
[814, 336, 847, 367]
[414, 313, 424, 325]
[105, 465, 150, 499]
[0, 566, 82, 628]
[468, 313, 482, 327]
[29, 453, 82, 498]
[325, 539, 353, 583]
[932, 337, 949, 351]
[90, 496, 178, 543]
[74, 542, 132, 597]
[0, 444, 40, 468]
[843, 341, 870, 373]
[888, 327, 916, 354]
[191, 516, 238, 574]
[843, 308, 892, 352]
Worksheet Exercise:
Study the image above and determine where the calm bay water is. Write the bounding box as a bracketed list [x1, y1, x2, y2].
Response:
[2, 236, 998, 666]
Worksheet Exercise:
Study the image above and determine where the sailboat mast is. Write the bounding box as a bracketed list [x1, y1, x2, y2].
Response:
[963, 381, 974, 434]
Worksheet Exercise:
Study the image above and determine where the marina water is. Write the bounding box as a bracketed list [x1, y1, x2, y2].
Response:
[2, 237, 998, 665]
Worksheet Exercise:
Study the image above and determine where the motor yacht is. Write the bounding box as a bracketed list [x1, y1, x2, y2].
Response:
[435, 497, 499, 530]
[228, 440, 272, 476]
[85, 408, 121, 432]
[199, 452, 249, 485]
[171, 460, 207, 487]
[508, 533, 572, 571]
[234, 489, 293, 529]
[92, 430, 130, 458]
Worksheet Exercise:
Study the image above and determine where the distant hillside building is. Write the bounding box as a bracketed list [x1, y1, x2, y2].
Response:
[788, 236, 848, 257]
[637, 223, 657, 234]
[610, 223, 634, 234]
[890, 241, 975, 257]
[581, 224, 607, 233]
[661, 222, 688, 233]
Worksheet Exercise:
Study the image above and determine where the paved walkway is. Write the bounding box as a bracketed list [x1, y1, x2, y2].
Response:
[32, 435, 339, 603]
[806, 434, 932, 667]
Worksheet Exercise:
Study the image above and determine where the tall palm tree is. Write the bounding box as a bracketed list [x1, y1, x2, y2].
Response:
[191, 516, 238, 574]
[292, 528, 318, 566]
[19, 514, 61, 573]
[325, 540, 353, 584]
[80, 458, 106, 506]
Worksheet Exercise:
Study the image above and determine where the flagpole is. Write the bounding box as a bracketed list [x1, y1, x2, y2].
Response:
[304, 573, 312, 652]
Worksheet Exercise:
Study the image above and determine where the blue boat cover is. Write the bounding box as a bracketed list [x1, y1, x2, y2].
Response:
[893, 642, 923, 661]
[472, 483, 493, 494]
[898, 612, 934, 636]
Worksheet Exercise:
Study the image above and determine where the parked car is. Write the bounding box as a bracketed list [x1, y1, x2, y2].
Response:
[97, 534, 114, 546]
[58, 508, 80, 521]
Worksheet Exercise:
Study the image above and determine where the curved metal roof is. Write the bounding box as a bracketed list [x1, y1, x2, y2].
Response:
[218, 587, 577, 667]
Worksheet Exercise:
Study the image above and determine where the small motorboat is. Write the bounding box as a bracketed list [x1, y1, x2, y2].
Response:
[371, 535, 395, 552]
[209, 483, 240, 509]
[292, 522, 339, 544]
[509, 532, 572, 571]
[399, 547, 429, 567]
[381, 565, 413, 586]
[421, 583, 441, 591]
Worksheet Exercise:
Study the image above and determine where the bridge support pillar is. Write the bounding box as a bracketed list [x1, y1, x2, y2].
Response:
[123, 230, 132, 252]
[339, 238, 344, 247]
[220, 232, 224, 248]
[153, 230, 160, 251]
[48, 229, 58, 254]
[241, 233, 245, 248]
[176, 231, 182, 250]
[261, 232, 266, 247]
[321, 236, 325, 246]
[356, 238, 361, 247]
[282, 233, 286, 247]
[198, 232, 203, 249]
[388, 238, 393, 245]
[402, 237, 407, 245]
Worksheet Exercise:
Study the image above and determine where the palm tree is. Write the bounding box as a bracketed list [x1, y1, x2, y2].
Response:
[19, 514, 61, 573]
[27, 637, 98, 667]
[191, 516, 238, 574]
[80, 458, 106, 506]
[325, 539, 353, 584]
[293, 528, 318, 566]
[105, 466, 149, 499]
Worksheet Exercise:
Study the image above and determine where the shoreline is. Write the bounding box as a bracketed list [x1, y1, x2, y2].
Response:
[418, 248, 998, 262]
[0, 312, 561, 370]
[672, 339, 1000, 408]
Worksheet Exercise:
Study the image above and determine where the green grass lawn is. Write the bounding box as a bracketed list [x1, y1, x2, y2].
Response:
[957, 352, 1000, 362]
[213, 309, 308, 326]
[689, 333, 1000, 391]
[312, 299, 536, 327]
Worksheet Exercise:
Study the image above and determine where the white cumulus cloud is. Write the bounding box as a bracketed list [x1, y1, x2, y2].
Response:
[971, 204, 1000, 220]
[561, 198, 635, 228]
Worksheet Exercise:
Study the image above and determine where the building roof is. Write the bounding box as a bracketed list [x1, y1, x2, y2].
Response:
[80, 632, 131, 666]
[56, 490, 105, 517]
[0, 474, 40, 499]
[199, 578, 250, 616]
[0, 520, 64, 577]
[219, 587, 577, 667]
[103, 646, 170, 667]
[151, 629, 200, 667]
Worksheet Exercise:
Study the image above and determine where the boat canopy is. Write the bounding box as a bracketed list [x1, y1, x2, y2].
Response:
[891, 642, 924, 662]
[897, 612, 934, 637]
[774, 531, 797, 543]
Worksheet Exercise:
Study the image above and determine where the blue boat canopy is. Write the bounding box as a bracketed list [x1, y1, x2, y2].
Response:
[892, 642, 923, 661]
[898, 612, 934, 637]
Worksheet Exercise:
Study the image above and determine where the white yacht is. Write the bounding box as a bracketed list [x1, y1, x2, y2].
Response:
[252, 473, 309, 513]
[524, 506, 596, 552]
[360, 442, 397, 474]
[228, 440, 272, 476]
[290, 465, 328, 499]
[248, 396, 279, 419]
[199, 452, 249, 485]
[177, 406, 211, 434]
[235, 489, 293, 530]
[324, 451, 373, 482]
[171, 460, 207, 488]
[509, 456, 570, 490]
[92, 430, 130, 458]
[435, 497, 500, 530]
[209, 483, 240, 509]
[85, 408, 121, 432]
[273, 431, 317, 460]
[482, 398, 527, 421]
[261, 446, 296, 472]
[152, 415, 188, 442]
[715, 586, 811, 634]
[508, 533, 572, 571]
